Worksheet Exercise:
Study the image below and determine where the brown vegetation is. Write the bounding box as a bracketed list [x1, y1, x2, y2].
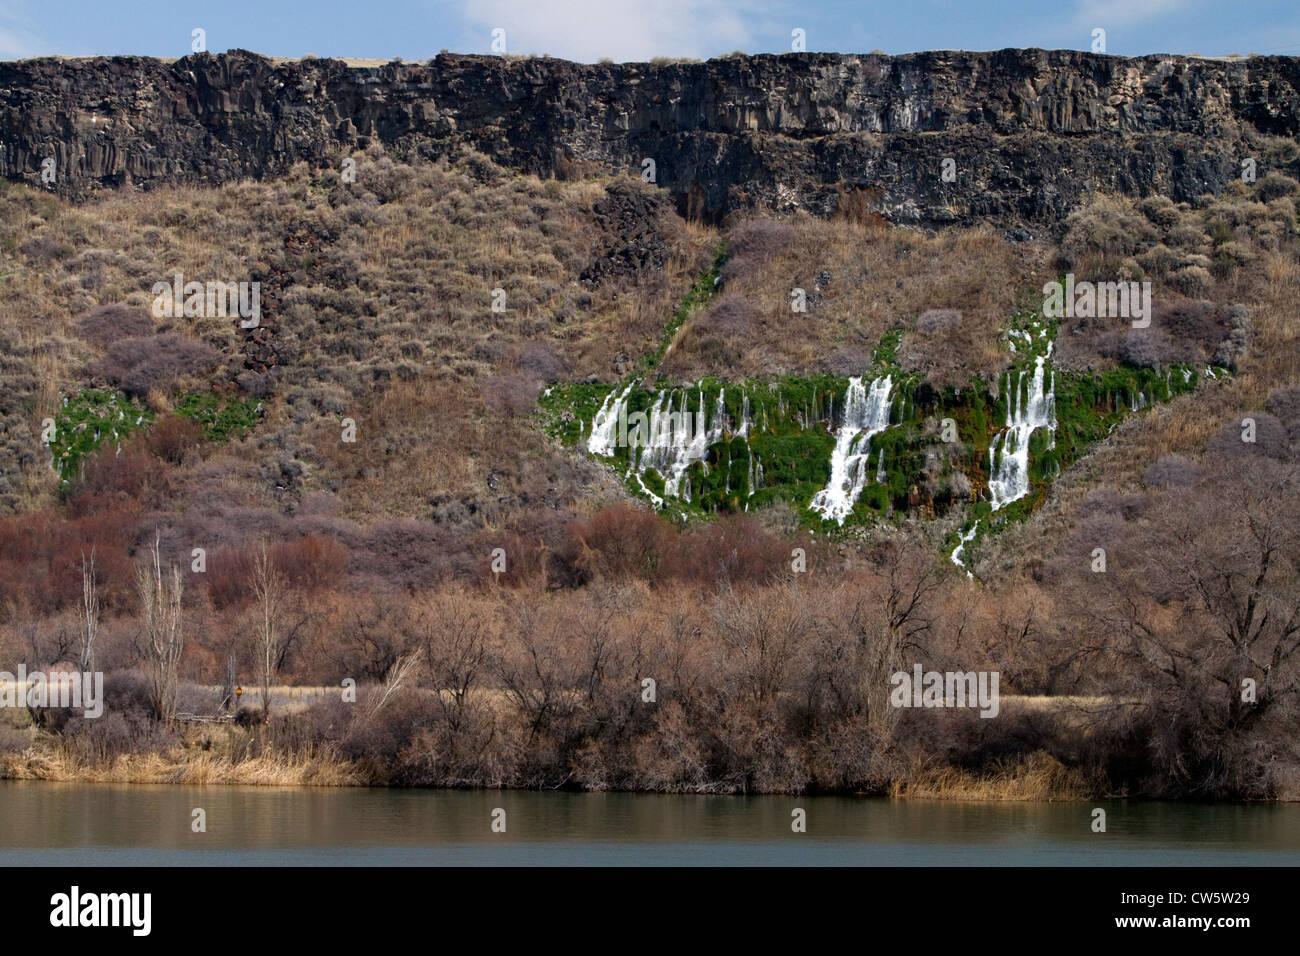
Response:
[0, 153, 1298, 800]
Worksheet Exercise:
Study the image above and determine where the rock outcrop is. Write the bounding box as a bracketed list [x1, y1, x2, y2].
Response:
[1, 49, 1297, 225]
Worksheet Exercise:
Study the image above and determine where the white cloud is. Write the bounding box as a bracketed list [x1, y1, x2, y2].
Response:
[0, 2, 48, 59]
[459, 0, 762, 62]
[1070, 0, 1192, 31]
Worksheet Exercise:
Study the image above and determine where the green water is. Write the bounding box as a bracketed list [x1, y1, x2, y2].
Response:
[1, 782, 1297, 865]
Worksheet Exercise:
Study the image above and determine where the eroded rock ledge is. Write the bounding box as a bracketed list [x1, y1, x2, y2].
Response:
[1, 49, 1297, 225]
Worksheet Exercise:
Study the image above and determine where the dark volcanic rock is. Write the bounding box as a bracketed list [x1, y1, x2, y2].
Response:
[580, 179, 673, 284]
[1, 49, 1298, 225]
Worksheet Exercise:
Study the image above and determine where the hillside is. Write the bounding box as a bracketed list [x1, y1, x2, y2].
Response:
[0, 51, 1298, 799]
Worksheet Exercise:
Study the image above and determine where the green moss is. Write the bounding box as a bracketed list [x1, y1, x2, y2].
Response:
[542, 302, 1226, 539]
[643, 244, 726, 374]
[538, 382, 617, 445]
[872, 326, 905, 368]
[174, 393, 264, 442]
[49, 388, 154, 484]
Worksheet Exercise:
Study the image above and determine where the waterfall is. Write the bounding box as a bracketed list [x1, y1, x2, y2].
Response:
[586, 380, 636, 456]
[809, 375, 894, 524]
[987, 349, 1055, 511]
[599, 387, 728, 504]
[951, 524, 977, 579]
[737, 392, 752, 439]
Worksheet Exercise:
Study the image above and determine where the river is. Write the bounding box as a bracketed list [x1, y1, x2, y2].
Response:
[2, 781, 1297, 865]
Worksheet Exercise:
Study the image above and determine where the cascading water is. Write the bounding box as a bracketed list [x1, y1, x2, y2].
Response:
[987, 346, 1056, 511]
[809, 375, 894, 525]
[633, 388, 728, 501]
[587, 381, 735, 506]
[586, 380, 636, 457]
[950, 524, 977, 579]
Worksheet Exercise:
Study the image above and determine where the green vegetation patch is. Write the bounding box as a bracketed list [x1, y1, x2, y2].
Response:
[644, 245, 726, 374]
[543, 294, 1226, 539]
[49, 388, 154, 483]
[174, 392, 265, 443]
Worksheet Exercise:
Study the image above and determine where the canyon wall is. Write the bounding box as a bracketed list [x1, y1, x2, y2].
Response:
[0, 48, 1297, 225]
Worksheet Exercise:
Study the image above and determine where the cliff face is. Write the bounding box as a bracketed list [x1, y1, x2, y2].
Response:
[1, 49, 1297, 225]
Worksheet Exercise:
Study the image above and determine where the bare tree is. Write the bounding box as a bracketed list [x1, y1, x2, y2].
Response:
[136, 531, 184, 722]
[417, 591, 487, 732]
[78, 547, 99, 672]
[1079, 460, 1300, 794]
[712, 580, 805, 705]
[250, 536, 286, 723]
[367, 648, 423, 720]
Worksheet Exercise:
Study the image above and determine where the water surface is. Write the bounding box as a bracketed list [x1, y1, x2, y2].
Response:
[2, 781, 1296, 865]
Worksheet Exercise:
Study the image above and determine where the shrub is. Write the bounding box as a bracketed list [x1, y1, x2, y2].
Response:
[1061, 196, 1158, 272]
[1116, 328, 1183, 369]
[68, 435, 170, 509]
[1169, 264, 1213, 297]
[143, 413, 202, 464]
[1136, 243, 1180, 275]
[513, 342, 567, 381]
[1137, 195, 1181, 228]
[75, 304, 154, 348]
[1256, 172, 1300, 202]
[94, 333, 220, 398]
[1166, 222, 1208, 250]
[669, 513, 790, 588]
[271, 534, 348, 592]
[481, 371, 541, 417]
[915, 309, 961, 334]
[1266, 386, 1300, 443]
[728, 217, 795, 261]
[821, 347, 872, 377]
[692, 294, 761, 339]
[1143, 454, 1204, 488]
[564, 504, 673, 583]
[1205, 413, 1289, 461]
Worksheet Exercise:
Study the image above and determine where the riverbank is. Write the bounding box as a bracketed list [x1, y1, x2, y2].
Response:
[0, 742, 1114, 800]
[3, 677, 1293, 801]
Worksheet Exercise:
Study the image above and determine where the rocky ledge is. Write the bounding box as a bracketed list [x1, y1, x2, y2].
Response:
[0, 49, 1297, 225]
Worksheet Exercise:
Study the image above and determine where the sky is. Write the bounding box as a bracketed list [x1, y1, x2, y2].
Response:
[1, 0, 1298, 63]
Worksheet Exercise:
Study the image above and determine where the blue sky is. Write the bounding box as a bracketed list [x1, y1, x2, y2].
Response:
[2, 0, 1298, 62]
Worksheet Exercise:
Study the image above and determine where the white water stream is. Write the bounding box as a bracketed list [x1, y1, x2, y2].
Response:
[809, 376, 895, 525]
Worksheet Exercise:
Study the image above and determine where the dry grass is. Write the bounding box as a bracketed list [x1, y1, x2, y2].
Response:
[0, 745, 361, 786]
[890, 752, 1096, 801]
[662, 215, 1052, 383]
[0, 153, 711, 522]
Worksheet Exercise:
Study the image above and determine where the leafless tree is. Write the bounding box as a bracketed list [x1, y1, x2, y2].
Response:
[78, 547, 99, 672]
[250, 536, 286, 722]
[712, 580, 806, 705]
[417, 591, 488, 732]
[136, 531, 184, 722]
[1084, 460, 1300, 792]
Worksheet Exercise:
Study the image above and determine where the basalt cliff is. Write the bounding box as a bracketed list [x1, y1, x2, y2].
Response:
[1, 48, 1297, 226]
